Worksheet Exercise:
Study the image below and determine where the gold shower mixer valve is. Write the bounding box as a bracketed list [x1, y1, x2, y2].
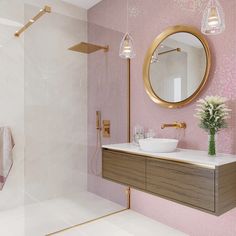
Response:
[103, 120, 110, 138]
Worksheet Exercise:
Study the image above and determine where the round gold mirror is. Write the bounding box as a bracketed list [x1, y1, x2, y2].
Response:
[143, 25, 211, 108]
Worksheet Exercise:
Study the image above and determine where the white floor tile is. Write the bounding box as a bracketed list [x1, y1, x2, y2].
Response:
[0, 191, 124, 236]
[0, 193, 187, 236]
[55, 210, 188, 236]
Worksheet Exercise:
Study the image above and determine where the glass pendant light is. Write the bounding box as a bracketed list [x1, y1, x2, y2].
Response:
[119, 0, 136, 59]
[201, 0, 225, 35]
[119, 33, 136, 59]
[151, 51, 159, 64]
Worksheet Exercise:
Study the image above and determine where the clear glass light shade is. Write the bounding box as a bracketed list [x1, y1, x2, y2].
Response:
[119, 33, 136, 59]
[151, 51, 159, 64]
[201, 0, 225, 35]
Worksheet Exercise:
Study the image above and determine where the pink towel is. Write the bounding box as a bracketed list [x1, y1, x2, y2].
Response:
[0, 127, 15, 190]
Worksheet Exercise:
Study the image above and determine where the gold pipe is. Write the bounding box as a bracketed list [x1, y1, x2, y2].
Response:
[14, 5, 51, 37]
[158, 47, 181, 56]
[127, 59, 131, 143]
[126, 187, 131, 209]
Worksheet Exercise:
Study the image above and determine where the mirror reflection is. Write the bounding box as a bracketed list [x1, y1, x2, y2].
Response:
[149, 32, 207, 103]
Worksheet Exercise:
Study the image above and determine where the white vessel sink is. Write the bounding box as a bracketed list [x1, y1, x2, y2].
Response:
[139, 138, 178, 153]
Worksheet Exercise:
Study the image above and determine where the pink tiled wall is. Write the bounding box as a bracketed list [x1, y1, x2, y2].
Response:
[89, 0, 236, 154]
[88, 0, 236, 235]
[87, 22, 128, 206]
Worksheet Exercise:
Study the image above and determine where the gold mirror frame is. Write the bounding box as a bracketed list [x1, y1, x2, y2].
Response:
[143, 25, 211, 108]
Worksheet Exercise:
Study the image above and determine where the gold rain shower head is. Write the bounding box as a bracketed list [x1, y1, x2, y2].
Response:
[68, 42, 109, 54]
[14, 5, 51, 37]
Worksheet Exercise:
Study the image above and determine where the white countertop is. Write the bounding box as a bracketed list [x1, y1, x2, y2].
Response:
[102, 143, 236, 168]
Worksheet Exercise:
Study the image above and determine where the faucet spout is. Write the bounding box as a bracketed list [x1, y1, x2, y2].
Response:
[161, 122, 186, 129]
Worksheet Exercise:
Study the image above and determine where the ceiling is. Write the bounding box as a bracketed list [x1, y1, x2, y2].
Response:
[170, 33, 203, 48]
[62, 0, 103, 9]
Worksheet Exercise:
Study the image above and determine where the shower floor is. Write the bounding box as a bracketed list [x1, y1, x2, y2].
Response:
[0, 191, 124, 236]
[54, 210, 188, 236]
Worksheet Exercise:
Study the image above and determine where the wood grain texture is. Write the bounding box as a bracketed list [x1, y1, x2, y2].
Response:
[102, 149, 236, 215]
[146, 158, 215, 211]
[102, 149, 146, 189]
[215, 162, 236, 215]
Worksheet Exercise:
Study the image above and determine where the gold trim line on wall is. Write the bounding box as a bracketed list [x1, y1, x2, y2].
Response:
[14, 5, 51, 37]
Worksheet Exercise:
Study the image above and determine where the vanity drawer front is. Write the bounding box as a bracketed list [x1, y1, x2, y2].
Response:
[146, 158, 215, 211]
[102, 150, 146, 189]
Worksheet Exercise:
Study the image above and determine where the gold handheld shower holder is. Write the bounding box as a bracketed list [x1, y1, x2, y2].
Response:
[14, 5, 51, 37]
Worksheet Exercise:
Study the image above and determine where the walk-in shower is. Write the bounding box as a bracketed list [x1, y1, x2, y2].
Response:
[68, 42, 109, 177]
[0, 1, 129, 235]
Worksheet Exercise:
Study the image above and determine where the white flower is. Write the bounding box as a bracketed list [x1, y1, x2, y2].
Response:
[208, 107, 213, 117]
[205, 95, 228, 104]
[194, 95, 231, 132]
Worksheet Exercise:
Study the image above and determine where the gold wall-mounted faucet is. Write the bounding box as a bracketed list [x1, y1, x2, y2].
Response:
[161, 122, 187, 129]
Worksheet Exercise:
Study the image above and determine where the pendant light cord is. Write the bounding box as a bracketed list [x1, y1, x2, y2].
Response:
[127, 0, 129, 33]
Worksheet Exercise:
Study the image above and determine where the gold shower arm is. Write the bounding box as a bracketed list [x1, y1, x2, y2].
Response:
[14, 5, 51, 37]
[158, 47, 181, 56]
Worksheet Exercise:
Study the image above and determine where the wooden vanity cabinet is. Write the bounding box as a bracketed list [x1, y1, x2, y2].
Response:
[102, 149, 146, 189]
[102, 148, 236, 216]
[146, 158, 215, 211]
[215, 162, 236, 214]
